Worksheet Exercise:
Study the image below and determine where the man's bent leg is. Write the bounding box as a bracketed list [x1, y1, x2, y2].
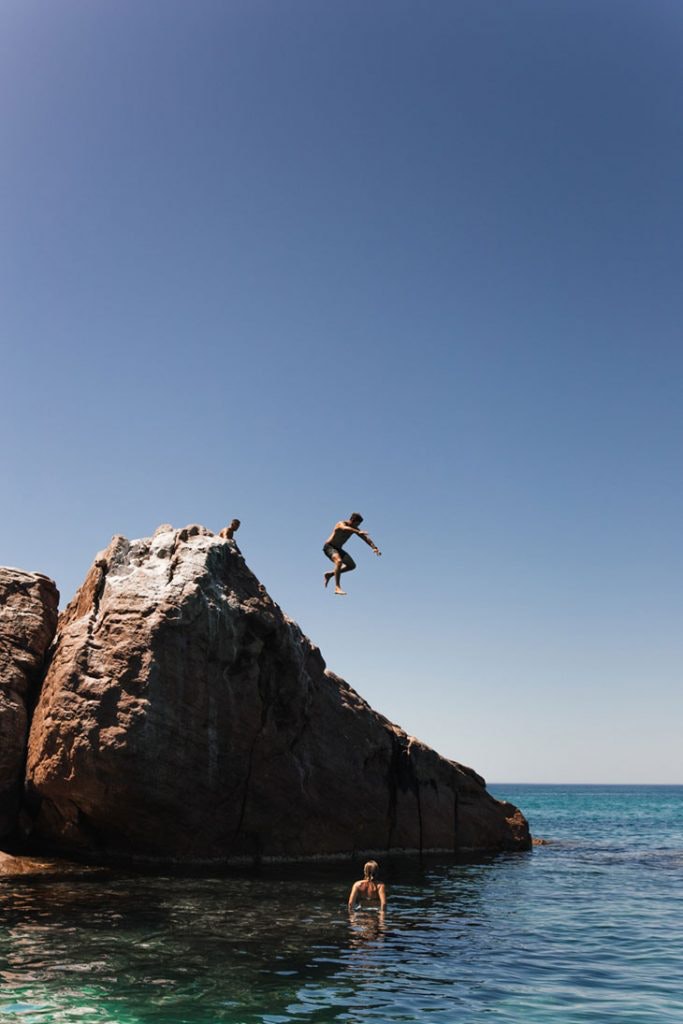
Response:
[334, 554, 346, 594]
[323, 544, 341, 589]
[335, 552, 356, 594]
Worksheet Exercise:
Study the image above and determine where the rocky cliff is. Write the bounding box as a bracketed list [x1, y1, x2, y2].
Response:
[21, 525, 530, 863]
[0, 568, 59, 838]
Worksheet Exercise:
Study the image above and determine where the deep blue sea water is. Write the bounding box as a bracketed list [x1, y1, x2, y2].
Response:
[1, 785, 682, 1023]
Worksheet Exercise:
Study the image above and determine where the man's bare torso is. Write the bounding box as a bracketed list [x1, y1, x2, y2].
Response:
[325, 522, 355, 549]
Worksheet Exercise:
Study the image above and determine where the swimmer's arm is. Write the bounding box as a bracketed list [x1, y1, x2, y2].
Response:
[353, 529, 381, 555]
[378, 883, 387, 908]
[347, 881, 361, 910]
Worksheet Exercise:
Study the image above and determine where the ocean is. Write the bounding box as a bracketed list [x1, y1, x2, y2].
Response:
[1, 785, 682, 1023]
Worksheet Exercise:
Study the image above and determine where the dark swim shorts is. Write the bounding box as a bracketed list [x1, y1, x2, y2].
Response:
[323, 544, 356, 570]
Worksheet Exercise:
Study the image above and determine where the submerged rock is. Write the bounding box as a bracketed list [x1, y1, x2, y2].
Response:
[25, 525, 530, 864]
[0, 568, 59, 838]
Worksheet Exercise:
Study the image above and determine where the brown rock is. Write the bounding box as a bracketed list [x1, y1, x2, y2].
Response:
[0, 850, 109, 878]
[25, 526, 531, 863]
[0, 568, 59, 837]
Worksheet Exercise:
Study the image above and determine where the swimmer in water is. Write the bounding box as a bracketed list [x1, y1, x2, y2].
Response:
[347, 860, 387, 910]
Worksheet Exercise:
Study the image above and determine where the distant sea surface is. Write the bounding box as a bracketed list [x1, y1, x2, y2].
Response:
[1, 785, 682, 1023]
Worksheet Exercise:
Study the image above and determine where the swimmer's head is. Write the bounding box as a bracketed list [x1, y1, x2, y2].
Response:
[349, 512, 363, 525]
[363, 860, 379, 880]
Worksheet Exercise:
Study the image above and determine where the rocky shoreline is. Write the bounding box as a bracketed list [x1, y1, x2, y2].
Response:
[1, 525, 531, 866]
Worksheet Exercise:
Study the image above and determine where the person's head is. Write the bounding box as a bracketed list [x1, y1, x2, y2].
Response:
[363, 860, 379, 880]
[230, 519, 241, 531]
[349, 512, 363, 526]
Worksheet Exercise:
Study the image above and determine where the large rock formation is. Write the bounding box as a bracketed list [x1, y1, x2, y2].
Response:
[0, 568, 59, 837]
[25, 525, 530, 863]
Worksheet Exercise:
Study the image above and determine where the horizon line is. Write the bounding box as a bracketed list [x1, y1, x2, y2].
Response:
[489, 781, 683, 787]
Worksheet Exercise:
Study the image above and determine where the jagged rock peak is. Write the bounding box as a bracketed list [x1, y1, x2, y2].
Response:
[24, 525, 530, 864]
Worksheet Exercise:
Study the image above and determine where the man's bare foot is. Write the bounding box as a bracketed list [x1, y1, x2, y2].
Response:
[324, 572, 333, 588]
[335, 587, 347, 596]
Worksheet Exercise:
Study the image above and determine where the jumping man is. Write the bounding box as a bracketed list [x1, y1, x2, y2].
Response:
[323, 512, 381, 596]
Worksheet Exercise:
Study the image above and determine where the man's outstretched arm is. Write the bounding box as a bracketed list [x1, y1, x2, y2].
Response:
[352, 528, 381, 556]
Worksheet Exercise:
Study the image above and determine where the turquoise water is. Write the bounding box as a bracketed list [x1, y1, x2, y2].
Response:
[1, 785, 682, 1023]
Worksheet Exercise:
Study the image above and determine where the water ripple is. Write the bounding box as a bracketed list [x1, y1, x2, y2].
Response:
[1, 786, 683, 1023]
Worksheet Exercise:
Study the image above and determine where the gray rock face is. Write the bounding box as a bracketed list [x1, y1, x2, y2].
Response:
[0, 568, 59, 837]
[25, 526, 530, 863]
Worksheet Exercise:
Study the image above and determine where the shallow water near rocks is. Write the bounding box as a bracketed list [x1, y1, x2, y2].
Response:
[1, 785, 682, 1023]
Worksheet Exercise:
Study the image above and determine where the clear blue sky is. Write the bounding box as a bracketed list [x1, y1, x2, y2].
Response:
[2, 1, 681, 783]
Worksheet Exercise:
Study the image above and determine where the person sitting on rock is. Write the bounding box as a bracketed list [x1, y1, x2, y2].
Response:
[219, 519, 240, 541]
[348, 860, 387, 910]
[323, 513, 381, 595]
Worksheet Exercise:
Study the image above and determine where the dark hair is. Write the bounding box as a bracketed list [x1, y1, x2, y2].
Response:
[349, 512, 363, 523]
